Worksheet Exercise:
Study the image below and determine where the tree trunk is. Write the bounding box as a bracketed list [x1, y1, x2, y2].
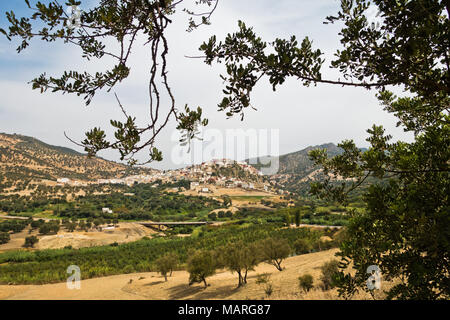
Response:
[237, 271, 243, 287]
[164, 274, 167, 281]
[202, 278, 208, 288]
[275, 260, 283, 271]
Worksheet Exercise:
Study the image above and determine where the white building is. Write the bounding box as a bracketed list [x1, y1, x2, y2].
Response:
[190, 182, 200, 189]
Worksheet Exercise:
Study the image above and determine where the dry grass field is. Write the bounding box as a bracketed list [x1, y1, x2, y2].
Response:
[0, 223, 156, 252]
[182, 185, 287, 208]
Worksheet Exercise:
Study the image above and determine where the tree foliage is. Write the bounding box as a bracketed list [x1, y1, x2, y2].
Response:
[0, 232, 11, 245]
[0, 0, 217, 164]
[259, 237, 291, 271]
[298, 273, 314, 293]
[319, 260, 340, 291]
[220, 241, 260, 287]
[186, 249, 217, 287]
[200, 0, 449, 300]
[24, 236, 39, 248]
[155, 252, 178, 281]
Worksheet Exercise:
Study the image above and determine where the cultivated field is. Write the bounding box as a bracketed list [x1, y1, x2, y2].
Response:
[0, 248, 389, 300]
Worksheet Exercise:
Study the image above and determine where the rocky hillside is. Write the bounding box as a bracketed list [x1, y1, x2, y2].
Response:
[247, 143, 342, 176]
[0, 133, 156, 191]
[246, 143, 371, 195]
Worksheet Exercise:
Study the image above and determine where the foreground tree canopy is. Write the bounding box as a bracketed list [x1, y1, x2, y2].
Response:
[2, 0, 449, 299]
[1, 0, 216, 165]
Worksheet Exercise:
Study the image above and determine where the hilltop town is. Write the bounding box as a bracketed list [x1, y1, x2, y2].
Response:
[56, 158, 282, 195]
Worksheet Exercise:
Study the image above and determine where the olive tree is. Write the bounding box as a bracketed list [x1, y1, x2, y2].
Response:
[259, 237, 291, 271]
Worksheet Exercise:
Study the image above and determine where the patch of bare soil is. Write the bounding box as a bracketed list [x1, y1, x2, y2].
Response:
[0, 228, 39, 253]
[36, 223, 156, 249]
[0, 223, 156, 252]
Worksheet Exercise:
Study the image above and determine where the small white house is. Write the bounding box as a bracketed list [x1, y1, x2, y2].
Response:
[190, 181, 200, 189]
[102, 208, 113, 214]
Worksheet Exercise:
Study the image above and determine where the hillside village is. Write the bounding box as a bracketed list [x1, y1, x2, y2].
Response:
[56, 158, 285, 195]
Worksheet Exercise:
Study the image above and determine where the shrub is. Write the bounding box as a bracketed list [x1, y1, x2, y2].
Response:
[256, 273, 273, 297]
[155, 253, 179, 281]
[294, 238, 312, 255]
[319, 260, 340, 290]
[208, 212, 217, 221]
[123, 265, 135, 274]
[23, 236, 39, 248]
[0, 232, 10, 244]
[39, 222, 59, 235]
[264, 283, 274, 297]
[298, 274, 314, 292]
[256, 273, 271, 285]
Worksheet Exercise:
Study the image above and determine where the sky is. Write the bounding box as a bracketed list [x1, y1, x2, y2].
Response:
[0, 0, 414, 170]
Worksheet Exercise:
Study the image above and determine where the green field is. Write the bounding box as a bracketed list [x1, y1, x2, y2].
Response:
[0, 223, 339, 284]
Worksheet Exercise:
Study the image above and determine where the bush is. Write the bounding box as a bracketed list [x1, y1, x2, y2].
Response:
[24, 236, 39, 248]
[256, 273, 273, 297]
[123, 265, 135, 274]
[30, 219, 44, 229]
[0, 232, 10, 244]
[208, 212, 217, 221]
[294, 238, 312, 255]
[298, 274, 314, 292]
[264, 283, 274, 297]
[39, 222, 59, 235]
[255, 273, 271, 285]
[319, 260, 340, 290]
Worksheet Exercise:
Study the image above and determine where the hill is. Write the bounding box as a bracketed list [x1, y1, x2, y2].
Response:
[246, 143, 342, 176]
[0, 132, 156, 192]
[246, 143, 372, 195]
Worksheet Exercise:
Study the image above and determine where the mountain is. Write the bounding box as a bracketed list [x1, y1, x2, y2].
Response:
[246, 143, 371, 195]
[0, 132, 156, 192]
[246, 143, 342, 176]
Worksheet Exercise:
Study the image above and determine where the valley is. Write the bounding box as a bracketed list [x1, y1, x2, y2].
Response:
[0, 132, 362, 300]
